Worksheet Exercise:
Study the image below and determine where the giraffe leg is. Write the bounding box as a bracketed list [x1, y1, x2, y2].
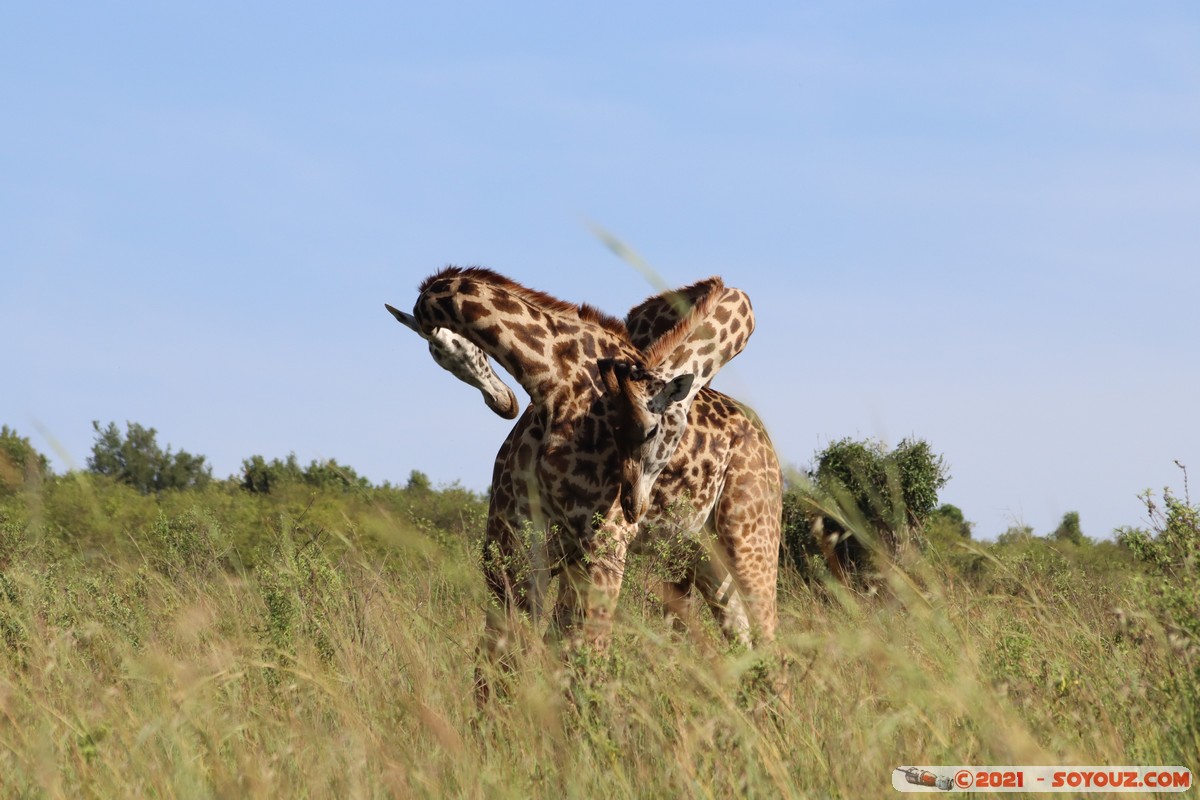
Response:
[661, 577, 695, 635]
[475, 496, 549, 703]
[546, 530, 629, 653]
[684, 537, 793, 713]
[650, 535, 701, 635]
[717, 532, 779, 645]
[712, 462, 782, 645]
[710, 454, 790, 713]
[690, 548, 754, 648]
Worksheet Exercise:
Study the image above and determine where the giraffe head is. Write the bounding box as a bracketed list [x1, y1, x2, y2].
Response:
[601, 280, 756, 524]
[385, 303, 521, 419]
[598, 358, 695, 523]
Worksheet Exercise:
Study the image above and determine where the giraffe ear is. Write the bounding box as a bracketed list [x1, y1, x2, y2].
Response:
[651, 374, 694, 410]
[385, 304, 422, 334]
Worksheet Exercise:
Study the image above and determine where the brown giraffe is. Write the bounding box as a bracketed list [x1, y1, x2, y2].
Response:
[612, 285, 782, 646]
[388, 284, 778, 631]
[391, 273, 781, 690]
[410, 267, 753, 663]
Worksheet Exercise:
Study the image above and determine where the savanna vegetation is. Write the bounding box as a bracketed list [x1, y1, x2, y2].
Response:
[0, 422, 1196, 797]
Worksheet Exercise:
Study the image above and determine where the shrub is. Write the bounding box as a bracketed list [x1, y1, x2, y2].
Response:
[1115, 472, 1200, 760]
[997, 524, 1035, 545]
[785, 437, 949, 583]
[780, 483, 826, 582]
[1117, 482, 1200, 639]
[406, 470, 432, 493]
[148, 508, 229, 578]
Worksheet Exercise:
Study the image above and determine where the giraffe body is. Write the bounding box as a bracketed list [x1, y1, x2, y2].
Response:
[482, 386, 781, 648]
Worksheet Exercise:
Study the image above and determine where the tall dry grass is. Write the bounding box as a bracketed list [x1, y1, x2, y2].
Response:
[0, 476, 1195, 798]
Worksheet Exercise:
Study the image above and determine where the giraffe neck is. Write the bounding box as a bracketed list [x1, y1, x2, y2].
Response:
[641, 282, 754, 394]
[413, 266, 636, 415]
[625, 277, 724, 350]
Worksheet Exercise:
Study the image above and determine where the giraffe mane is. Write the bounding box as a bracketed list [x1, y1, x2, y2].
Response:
[626, 276, 725, 330]
[418, 265, 630, 338]
[639, 276, 726, 368]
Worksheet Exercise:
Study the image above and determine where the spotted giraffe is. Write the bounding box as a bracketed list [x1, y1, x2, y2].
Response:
[411, 267, 751, 663]
[391, 273, 780, 675]
[612, 285, 782, 645]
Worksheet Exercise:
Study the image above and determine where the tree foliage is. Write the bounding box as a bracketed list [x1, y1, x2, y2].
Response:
[406, 470, 432, 493]
[1052, 511, 1085, 545]
[996, 524, 1035, 545]
[241, 453, 369, 494]
[0, 426, 50, 495]
[930, 503, 973, 539]
[88, 421, 211, 494]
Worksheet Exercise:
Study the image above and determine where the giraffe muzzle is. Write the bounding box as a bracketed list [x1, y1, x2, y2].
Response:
[483, 387, 520, 420]
[619, 462, 649, 524]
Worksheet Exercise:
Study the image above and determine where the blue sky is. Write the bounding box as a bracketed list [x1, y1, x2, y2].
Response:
[3, 2, 1197, 539]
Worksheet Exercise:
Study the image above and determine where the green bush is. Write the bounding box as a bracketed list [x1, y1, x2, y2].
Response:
[784, 437, 949, 583]
[240, 454, 302, 494]
[929, 503, 972, 539]
[1117, 484, 1200, 638]
[812, 437, 947, 528]
[0, 426, 50, 495]
[148, 508, 229, 578]
[780, 483, 828, 582]
[996, 524, 1035, 545]
[1115, 478, 1200, 758]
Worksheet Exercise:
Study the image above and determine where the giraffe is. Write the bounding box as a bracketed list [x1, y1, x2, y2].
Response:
[390, 274, 781, 683]
[410, 267, 752, 660]
[612, 285, 782, 645]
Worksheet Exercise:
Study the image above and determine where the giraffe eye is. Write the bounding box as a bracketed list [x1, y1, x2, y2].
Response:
[644, 425, 660, 442]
